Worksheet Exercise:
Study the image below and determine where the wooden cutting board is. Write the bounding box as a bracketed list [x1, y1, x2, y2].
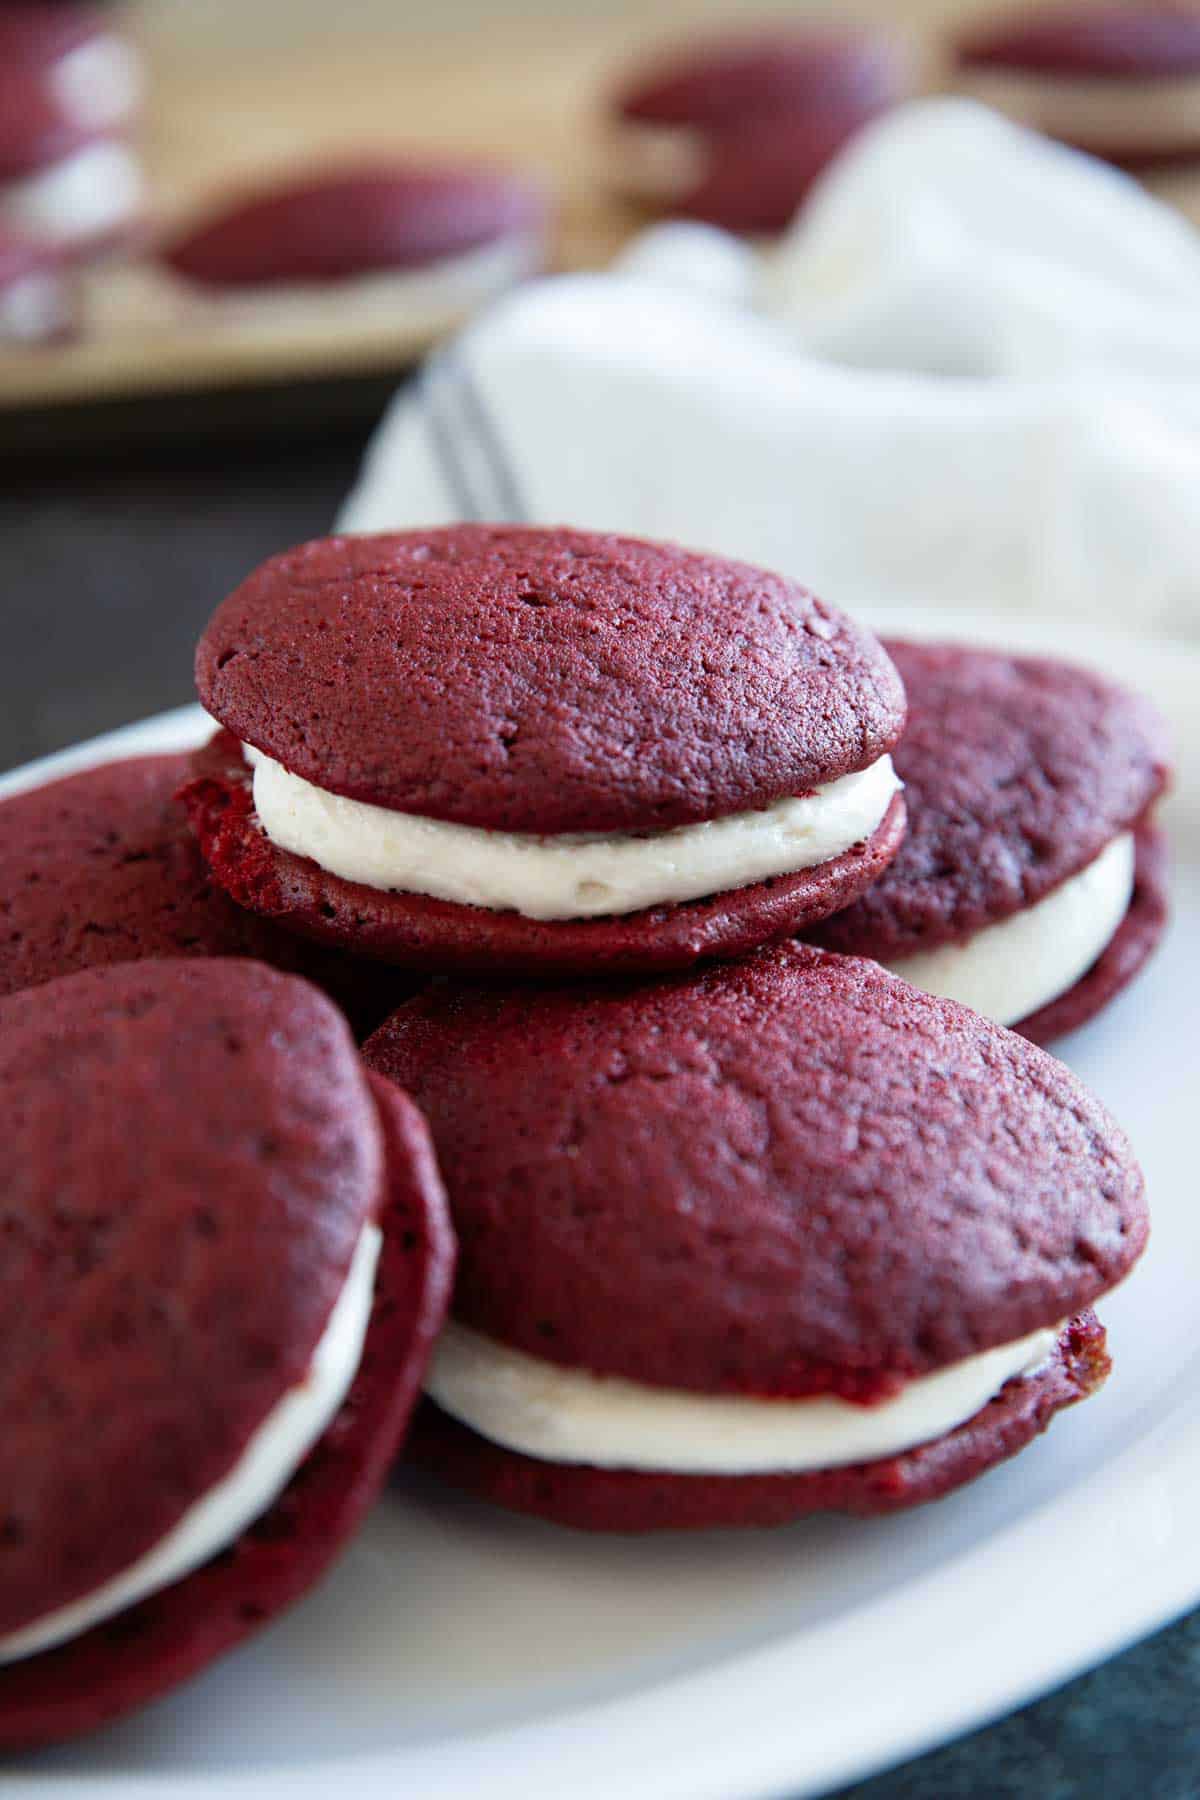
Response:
[3, 0, 1197, 412]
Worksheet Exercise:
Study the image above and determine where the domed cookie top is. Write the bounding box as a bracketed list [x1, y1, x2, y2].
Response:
[672, 110, 893, 234]
[0, 958, 380, 1637]
[614, 28, 905, 128]
[196, 526, 906, 834]
[0, 958, 454, 1746]
[608, 29, 907, 229]
[956, 4, 1200, 76]
[364, 942, 1147, 1402]
[162, 164, 546, 290]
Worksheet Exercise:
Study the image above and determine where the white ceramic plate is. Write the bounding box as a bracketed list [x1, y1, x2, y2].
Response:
[5, 609, 1198, 1800]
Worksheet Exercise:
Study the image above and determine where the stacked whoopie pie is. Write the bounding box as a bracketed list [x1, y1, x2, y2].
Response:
[0, 523, 1167, 1745]
[0, 3, 144, 269]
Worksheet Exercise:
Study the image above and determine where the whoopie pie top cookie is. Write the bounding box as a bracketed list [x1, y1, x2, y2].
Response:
[0, 958, 453, 1748]
[0, 753, 413, 1036]
[364, 943, 1145, 1530]
[614, 28, 905, 132]
[808, 642, 1171, 1044]
[183, 527, 907, 976]
[608, 28, 908, 227]
[669, 109, 895, 234]
[953, 4, 1200, 168]
[160, 164, 547, 294]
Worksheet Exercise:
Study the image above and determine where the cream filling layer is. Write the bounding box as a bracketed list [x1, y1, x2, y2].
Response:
[0, 268, 69, 342]
[960, 69, 1200, 151]
[49, 36, 144, 132]
[426, 1317, 1062, 1474]
[0, 1222, 381, 1666]
[887, 831, 1135, 1028]
[245, 746, 899, 921]
[0, 139, 143, 247]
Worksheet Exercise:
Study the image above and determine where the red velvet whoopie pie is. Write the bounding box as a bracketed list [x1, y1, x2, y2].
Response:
[0, 958, 453, 1749]
[363, 943, 1144, 1532]
[807, 642, 1171, 1046]
[182, 526, 908, 978]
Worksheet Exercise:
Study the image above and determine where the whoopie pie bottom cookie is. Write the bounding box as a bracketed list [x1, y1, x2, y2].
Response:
[363, 943, 1147, 1532]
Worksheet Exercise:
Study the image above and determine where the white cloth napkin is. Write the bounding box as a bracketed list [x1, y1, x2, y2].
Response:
[339, 99, 1200, 636]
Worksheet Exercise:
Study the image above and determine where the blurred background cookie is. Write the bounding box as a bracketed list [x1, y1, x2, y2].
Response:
[0, 2, 144, 260]
[608, 26, 910, 230]
[157, 162, 549, 332]
[954, 2, 1200, 170]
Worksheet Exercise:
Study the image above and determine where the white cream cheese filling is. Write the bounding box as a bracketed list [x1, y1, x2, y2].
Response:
[0, 268, 69, 343]
[49, 35, 143, 133]
[426, 1317, 1062, 1474]
[0, 139, 143, 248]
[245, 745, 899, 921]
[0, 1222, 382, 1666]
[887, 830, 1135, 1028]
[960, 69, 1200, 152]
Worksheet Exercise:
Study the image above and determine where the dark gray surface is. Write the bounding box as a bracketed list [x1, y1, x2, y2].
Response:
[1, 416, 1196, 1795]
[828, 1608, 1200, 1800]
[0, 426, 364, 771]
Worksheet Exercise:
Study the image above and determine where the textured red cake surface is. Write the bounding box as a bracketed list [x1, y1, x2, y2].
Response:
[363, 943, 1146, 1400]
